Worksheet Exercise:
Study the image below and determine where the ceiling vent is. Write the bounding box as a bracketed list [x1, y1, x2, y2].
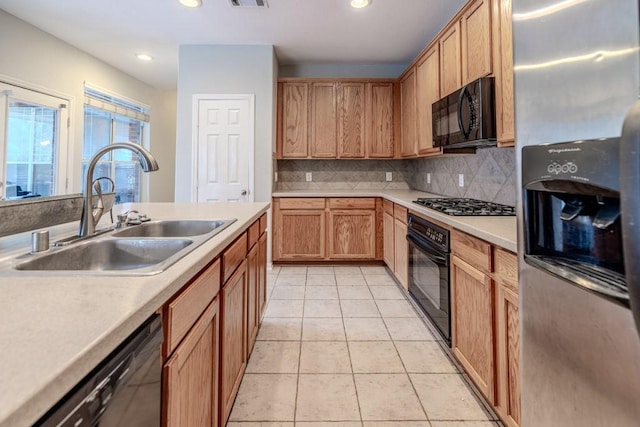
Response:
[229, 0, 268, 7]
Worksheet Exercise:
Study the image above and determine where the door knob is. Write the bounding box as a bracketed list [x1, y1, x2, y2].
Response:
[241, 189, 247, 196]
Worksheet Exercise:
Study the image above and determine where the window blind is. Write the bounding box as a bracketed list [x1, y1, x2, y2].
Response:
[83, 84, 150, 122]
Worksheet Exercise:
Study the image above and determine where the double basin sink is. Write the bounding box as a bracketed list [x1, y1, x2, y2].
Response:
[14, 219, 236, 275]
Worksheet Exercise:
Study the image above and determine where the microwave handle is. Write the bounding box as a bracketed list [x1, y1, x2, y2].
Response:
[457, 85, 472, 138]
[620, 99, 640, 336]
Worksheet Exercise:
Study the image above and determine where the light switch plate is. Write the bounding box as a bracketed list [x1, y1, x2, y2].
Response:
[458, 174, 464, 187]
[306, 172, 312, 182]
[386, 172, 393, 182]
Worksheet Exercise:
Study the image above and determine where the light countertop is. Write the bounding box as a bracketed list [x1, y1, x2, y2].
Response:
[272, 189, 517, 252]
[0, 202, 269, 427]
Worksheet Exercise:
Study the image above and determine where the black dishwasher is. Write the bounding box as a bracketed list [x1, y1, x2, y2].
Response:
[35, 314, 163, 427]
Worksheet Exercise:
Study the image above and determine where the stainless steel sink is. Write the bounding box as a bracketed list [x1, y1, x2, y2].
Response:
[15, 239, 193, 272]
[112, 219, 235, 238]
[10, 218, 237, 275]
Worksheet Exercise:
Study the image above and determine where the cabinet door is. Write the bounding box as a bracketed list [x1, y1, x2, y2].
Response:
[329, 210, 376, 259]
[258, 232, 268, 319]
[451, 255, 495, 403]
[220, 261, 247, 425]
[461, 0, 492, 84]
[383, 211, 395, 270]
[496, 283, 521, 427]
[275, 209, 326, 260]
[366, 82, 394, 158]
[164, 298, 220, 427]
[440, 21, 462, 96]
[310, 82, 337, 158]
[416, 46, 442, 156]
[492, 0, 515, 146]
[338, 82, 365, 158]
[281, 82, 309, 158]
[246, 243, 259, 357]
[394, 218, 408, 290]
[400, 69, 417, 157]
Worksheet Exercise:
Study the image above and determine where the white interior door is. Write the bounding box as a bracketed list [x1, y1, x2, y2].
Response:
[195, 95, 254, 203]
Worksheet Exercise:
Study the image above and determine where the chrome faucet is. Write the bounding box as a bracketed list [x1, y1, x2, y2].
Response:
[79, 142, 159, 237]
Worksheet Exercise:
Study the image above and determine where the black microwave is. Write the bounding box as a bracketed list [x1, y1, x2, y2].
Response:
[432, 77, 496, 149]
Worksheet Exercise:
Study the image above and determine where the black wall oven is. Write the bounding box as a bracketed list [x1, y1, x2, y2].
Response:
[407, 213, 451, 343]
[432, 76, 496, 149]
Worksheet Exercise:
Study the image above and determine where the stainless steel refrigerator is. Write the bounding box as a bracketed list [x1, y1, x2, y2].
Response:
[513, 0, 640, 425]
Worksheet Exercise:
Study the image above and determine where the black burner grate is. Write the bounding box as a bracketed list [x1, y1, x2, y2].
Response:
[412, 198, 516, 216]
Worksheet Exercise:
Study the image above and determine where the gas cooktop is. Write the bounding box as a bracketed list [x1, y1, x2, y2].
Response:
[412, 198, 516, 216]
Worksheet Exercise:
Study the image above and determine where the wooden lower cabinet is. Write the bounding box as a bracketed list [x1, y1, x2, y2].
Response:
[496, 283, 521, 427]
[451, 255, 495, 403]
[273, 197, 381, 262]
[163, 298, 220, 427]
[329, 210, 376, 259]
[274, 209, 325, 259]
[246, 243, 259, 357]
[393, 218, 408, 289]
[258, 232, 268, 319]
[220, 260, 247, 425]
[383, 210, 395, 270]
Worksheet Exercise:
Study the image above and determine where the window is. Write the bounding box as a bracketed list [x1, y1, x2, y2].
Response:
[82, 86, 150, 204]
[0, 83, 69, 200]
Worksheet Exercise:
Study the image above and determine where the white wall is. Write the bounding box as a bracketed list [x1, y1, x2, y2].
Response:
[279, 62, 408, 78]
[0, 10, 176, 202]
[175, 45, 277, 203]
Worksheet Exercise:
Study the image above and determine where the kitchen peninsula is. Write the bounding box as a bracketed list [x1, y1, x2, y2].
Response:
[0, 201, 269, 427]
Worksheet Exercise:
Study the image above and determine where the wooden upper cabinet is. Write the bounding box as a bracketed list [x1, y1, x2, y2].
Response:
[338, 82, 366, 158]
[366, 82, 394, 158]
[461, 0, 492, 84]
[416, 45, 442, 156]
[280, 82, 309, 158]
[440, 21, 462, 97]
[400, 68, 417, 157]
[492, 0, 515, 146]
[310, 82, 338, 158]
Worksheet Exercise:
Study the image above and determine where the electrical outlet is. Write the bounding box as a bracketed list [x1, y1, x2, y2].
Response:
[274, 172, 278, 182]
[427, 173, 431, 184]
[306, 172, 312, 182]
[458, 174, 464, 187]
[386, 172, 393, 182]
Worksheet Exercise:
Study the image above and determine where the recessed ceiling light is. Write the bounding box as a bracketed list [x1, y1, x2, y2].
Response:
[350, 0, 371, 8]
[179, 0, 202, 7]
[136, 53, 154, 61]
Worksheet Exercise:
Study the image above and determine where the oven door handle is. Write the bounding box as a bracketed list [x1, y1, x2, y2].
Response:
[406, 234, 448, 265]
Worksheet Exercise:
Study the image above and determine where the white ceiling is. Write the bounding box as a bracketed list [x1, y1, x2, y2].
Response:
[0, 0, 467, 89]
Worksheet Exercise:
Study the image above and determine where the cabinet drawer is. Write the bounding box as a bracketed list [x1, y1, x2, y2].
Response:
[248, 219, 260, 249]
[452, 229, 492, 273]
[164, 258, 221, 356]
[223, 233, 248, 282]
[259, 213, 267, 234]
[383, 199, 394, 215]
[494, 247, 518, 291]
[394, 204, 408, 223]
[328, 198, 376, 210]
[278, 198, 325, 209]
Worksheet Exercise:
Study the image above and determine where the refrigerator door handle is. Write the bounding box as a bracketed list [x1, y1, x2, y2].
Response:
[620, 99, 640, 336]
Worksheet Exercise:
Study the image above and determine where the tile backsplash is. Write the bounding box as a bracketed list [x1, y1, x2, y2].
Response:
[274, 147, 516, 207]
[405, 147, 516, 206]
[275, 160, 411, 191]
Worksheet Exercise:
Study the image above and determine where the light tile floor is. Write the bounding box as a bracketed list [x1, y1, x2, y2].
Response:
[227, 266, 502, 427]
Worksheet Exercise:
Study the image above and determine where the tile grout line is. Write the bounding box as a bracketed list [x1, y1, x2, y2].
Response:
[292, 267, 308, 424]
